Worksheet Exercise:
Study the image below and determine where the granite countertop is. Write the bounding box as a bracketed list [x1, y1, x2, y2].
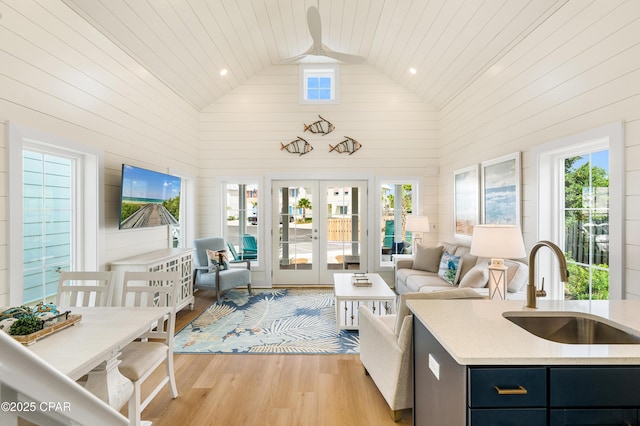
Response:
[407, 299, 640, 365]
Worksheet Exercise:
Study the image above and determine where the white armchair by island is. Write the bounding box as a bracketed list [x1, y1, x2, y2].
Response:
[358, 288, 483, 422]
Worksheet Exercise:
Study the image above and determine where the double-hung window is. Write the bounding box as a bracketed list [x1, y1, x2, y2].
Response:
[535, 122, 623, 300]
[8, 123, 102, 306]
[562, 150, 610, 299]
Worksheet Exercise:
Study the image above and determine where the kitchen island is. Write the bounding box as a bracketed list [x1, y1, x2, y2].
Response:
[407, 299, 640, 425]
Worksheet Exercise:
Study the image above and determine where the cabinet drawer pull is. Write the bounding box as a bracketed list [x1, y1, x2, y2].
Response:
[494, 385, 528, 395]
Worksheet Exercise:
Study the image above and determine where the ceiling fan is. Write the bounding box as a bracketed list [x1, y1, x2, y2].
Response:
[279, 6, 366, 64]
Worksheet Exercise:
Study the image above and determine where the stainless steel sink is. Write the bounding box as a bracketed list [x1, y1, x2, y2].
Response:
[503, 311, 640, 344]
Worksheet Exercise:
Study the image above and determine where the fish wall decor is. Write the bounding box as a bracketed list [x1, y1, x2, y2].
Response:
[329, 137, 362, 155]
[304, 115, 334, 136]
[280, 137, 314, 156]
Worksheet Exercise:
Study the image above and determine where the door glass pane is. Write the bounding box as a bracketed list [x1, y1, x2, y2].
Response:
[327, 186, 361, 270]
[562, 150, 609, 300]
[380, 182, 414, 265]
[225, 183, 259, 262]
[279, 185, 313, 270]
[23, 151, 72, 303]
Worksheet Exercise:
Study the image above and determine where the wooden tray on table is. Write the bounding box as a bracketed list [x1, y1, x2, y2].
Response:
[12, 312, 82, 346]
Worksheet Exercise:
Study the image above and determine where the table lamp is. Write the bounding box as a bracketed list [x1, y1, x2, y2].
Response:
[405, 215, 430, 253]
[470, 224, 526, 300]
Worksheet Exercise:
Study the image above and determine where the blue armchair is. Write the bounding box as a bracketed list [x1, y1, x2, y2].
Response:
[193, 237, 251, 303]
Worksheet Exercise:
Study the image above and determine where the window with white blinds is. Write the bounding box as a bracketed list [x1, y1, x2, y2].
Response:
[22, 150, 74, 303]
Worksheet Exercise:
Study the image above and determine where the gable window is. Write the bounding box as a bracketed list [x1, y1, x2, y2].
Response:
[299, 64, 339, 104]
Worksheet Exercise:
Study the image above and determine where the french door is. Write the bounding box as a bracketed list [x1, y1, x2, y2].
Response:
[272, 180, 367, 285]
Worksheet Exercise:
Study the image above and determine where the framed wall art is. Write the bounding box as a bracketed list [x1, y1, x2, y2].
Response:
[454, 164, 479, 238]
[481, 152, 521, 225]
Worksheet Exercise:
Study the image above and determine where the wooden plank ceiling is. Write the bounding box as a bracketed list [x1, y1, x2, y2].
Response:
[61, 0, 569, 110]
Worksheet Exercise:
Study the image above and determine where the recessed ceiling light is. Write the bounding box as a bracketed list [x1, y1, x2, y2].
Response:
[409, 68, 417, 75]
[219, 69, 228, 76]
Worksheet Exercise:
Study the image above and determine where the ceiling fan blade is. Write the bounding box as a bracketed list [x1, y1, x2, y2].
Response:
[277, 52, 309, 64]
[321, 45, 367, 64]
[277, 5, 366, 65]
[307, 6, 323, 48]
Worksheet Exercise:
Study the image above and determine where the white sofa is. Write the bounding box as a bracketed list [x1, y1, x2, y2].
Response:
[394, 241, 528, 296]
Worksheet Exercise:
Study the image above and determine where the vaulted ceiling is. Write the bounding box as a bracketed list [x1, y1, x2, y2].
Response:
[62, 0, 569, 111]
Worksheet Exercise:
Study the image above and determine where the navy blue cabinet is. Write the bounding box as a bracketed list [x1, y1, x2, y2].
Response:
[549, 367, 640, 407]
[469, 408, 547, 425]
[468, 367, 547, 425]
[469, 367, 547, 407]
[413, 317, 640, 426]
[549, 367, 640, 426]
[550, 409, 637, 425]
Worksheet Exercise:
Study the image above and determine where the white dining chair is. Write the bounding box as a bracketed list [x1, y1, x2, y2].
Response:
[118, 270, 180, 426]
[56, 271, 115, 307]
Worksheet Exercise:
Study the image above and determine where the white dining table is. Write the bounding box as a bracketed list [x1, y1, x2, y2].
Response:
[28, 306, 170, 410]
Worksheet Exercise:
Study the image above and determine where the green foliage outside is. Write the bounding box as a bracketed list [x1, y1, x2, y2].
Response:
[385, 184, 413, 213]
[564, 259, 609, 300]
[296, 198, 312, 221]
[564, 157, 609, 210]
[563, 155, 609, 300]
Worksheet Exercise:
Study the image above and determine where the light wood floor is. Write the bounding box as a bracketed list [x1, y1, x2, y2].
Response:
[134, 289, 413, 426]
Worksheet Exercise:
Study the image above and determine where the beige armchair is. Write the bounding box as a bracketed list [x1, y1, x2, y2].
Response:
[358, 288, 483, 421]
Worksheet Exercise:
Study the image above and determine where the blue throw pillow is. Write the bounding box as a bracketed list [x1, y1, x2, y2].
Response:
[438, 251, 463, 285]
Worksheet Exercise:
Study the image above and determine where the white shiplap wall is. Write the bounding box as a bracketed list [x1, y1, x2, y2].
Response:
[438, 0, 640, 298]
[2, 0, 638, 301]
[0, 0, 199, 305]
[198, 64, 439, 256]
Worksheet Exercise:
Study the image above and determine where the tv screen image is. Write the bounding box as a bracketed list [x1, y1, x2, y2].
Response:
[119, 164, 181, 229]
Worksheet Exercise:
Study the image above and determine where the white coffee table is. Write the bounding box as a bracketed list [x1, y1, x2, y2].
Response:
[333, 273, 397, 332]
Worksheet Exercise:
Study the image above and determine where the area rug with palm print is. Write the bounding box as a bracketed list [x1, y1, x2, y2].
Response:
[174, 288, 359, 354]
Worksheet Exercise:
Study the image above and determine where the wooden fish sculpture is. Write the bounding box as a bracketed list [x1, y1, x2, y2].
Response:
[281, 137, 314, 156]
[304, 115, 334, 136]
[329, 137, 362, 155]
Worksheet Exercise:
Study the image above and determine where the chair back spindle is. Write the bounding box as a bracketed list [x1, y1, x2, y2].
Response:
[57, 271, 115, 307]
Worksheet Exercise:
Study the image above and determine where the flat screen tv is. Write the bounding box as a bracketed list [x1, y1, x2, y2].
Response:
[119, 164, 181, 229]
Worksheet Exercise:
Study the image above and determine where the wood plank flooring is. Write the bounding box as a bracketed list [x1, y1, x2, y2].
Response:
[136, 289, 413, 426]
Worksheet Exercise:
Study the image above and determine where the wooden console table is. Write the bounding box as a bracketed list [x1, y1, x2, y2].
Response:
[110, 248, 195, 311]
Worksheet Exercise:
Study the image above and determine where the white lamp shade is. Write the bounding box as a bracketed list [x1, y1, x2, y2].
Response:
[405, 215, 430, 232]
[470, 225, 526, 259]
